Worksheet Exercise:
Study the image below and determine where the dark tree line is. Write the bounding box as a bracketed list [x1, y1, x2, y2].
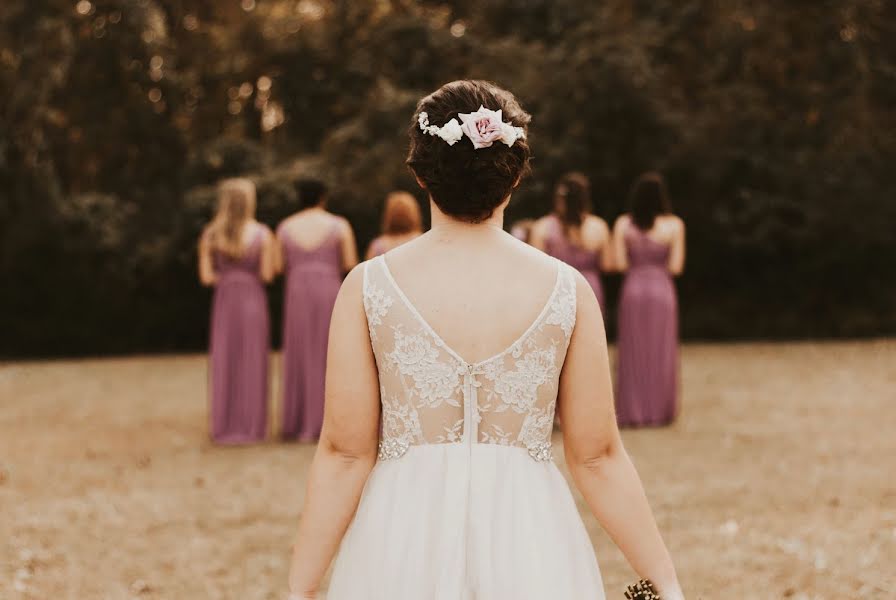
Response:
[2, 0, 895, 357]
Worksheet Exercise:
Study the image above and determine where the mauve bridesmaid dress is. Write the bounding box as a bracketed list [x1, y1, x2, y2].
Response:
[542, 214, 605, 311]
[278, 218, 344, 441]
[615, 223, 679, 427]
[208, 223, 270, 444]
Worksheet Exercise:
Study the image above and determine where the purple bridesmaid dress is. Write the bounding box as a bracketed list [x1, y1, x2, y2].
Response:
[279, 218, 344, 441]
[208, 223, 270, 444]
[615, 223, 679, 427]
[542, 214, 605, 311]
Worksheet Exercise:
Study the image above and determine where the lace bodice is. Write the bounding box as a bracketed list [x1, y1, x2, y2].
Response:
[363, 256, 577, 462]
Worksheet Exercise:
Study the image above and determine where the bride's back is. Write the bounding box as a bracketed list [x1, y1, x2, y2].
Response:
[291, 79, 681, 600]
[383, 227, 559, 365]
[352, 80, 581, 460]
[364, 221, 576, 461]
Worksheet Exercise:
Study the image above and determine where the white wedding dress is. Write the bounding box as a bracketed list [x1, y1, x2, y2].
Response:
[326, 256, 605, 599]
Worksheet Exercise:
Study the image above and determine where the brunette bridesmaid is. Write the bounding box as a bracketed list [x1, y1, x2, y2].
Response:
[198, 178, 274, 444]
[613, 172, 686, 427]
[365, 190, 423, 259]
[276, 179, 358, 441]
[530, 172, 612, 311]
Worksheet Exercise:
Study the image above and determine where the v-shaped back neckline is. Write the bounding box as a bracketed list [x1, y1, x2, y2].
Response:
[285, 218, 340, 253]
[378, 255, 564, 369]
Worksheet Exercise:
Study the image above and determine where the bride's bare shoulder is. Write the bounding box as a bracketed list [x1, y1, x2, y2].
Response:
[506, 229, 553, 258]
[498, 231, 562, 281]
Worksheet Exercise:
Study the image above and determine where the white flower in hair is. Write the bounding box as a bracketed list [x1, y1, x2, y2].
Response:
[418, 111, 464, 145]
[418, 107, 525, 149]
[458, 105, 526, 149]
[499, 121, 525, 147]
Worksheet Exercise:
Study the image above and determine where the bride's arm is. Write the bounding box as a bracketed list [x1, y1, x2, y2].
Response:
[288, 266, 380, 598]
[558, 273, 684, 600]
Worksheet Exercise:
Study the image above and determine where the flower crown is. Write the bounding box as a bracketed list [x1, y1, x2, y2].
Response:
[417, 105, 526, 149]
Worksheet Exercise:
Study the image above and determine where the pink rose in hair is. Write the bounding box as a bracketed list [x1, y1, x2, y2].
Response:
[458, 106, 507, 149]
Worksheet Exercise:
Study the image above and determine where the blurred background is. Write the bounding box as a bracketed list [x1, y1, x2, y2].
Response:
[3, 0, 895, 358]
[2, 2, 896, 599]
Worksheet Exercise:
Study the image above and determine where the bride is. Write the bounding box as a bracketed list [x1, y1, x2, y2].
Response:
[286, 80, 684, 600]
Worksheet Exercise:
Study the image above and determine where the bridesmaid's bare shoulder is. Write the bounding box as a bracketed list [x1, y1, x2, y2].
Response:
[332, 214, 354, 234]
[666, 213, 685, 230]
[583, 213, 607, 225]
[255, 221, 274, 241]
[613, 213, 632, 231]
[580, 215, 609, 249]
[583, 214, 610, 235]
[657, 214, 684, 236]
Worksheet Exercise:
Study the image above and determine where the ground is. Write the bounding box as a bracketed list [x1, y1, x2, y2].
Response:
[1, 340, 894, 600]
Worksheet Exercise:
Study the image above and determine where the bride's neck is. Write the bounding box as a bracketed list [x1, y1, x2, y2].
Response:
[429, 200, 506, 232]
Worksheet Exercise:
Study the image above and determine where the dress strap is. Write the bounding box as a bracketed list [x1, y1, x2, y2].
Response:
[360, 257, 394, 344]
[547, 260, 578, 344]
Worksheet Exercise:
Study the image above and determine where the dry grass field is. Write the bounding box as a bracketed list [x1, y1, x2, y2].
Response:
[1, 340, 894, 600]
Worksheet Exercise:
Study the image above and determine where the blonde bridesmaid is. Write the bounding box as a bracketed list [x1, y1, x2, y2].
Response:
[199, 178, 274, 444]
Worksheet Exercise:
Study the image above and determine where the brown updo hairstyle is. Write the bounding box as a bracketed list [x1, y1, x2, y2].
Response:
[554, 172, 591, 229]
[406, 80, 532, 223]
[630, 171, 672, 231]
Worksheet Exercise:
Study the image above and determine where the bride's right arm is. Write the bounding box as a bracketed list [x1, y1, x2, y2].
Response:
[287, 265, 380, 598]
[558, 273, 684, 600]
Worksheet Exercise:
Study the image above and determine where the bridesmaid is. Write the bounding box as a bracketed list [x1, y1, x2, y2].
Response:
[365, 190, 423, 259]
[613, 172, 686, 427]
[276, 179, 358, 441]
[530, 172, 612, 311]
[198, 178, 274, 444]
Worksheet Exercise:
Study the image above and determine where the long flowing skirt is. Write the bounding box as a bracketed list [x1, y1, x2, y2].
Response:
[616, 268, 679, 427]
[327, 443, 605, 599]
[280, 268, 341, 440]
[209, 279, 269, 443]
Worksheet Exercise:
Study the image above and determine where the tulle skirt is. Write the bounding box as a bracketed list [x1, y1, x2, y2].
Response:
[326, 443, 604, 600]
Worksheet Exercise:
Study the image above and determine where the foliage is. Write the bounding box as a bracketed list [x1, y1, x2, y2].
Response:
[1, 1, 895, 357]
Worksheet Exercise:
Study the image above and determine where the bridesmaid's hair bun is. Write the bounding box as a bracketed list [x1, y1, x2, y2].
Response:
[407, 80, 532, 223]
[296, 178, 328, 209]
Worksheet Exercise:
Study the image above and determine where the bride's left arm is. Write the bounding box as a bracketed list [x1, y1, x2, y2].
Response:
[558, 273, 684, 600]
[287, 265, 380, 598]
